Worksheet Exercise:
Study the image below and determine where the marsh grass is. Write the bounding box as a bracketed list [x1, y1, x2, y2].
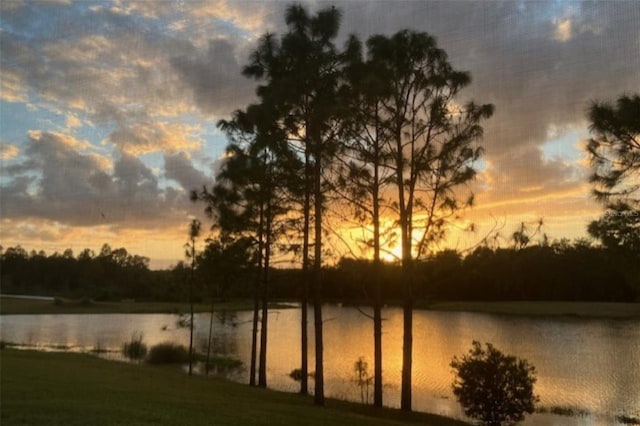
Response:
[122, 333, 147, 361]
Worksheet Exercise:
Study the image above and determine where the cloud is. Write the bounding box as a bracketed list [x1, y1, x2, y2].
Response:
[0, 2, 265, 126]
[0, 130, 191, 227]
[65, 113, 82, 130]
[186, 1, 279, 35]
[1, 1, 638, 263]
[106, 122, 202, 155]
[171, 38, 256, 116]
[164, 151, 212, 191]
[554, 18, 573, 42]
[0, 141, 20, 160]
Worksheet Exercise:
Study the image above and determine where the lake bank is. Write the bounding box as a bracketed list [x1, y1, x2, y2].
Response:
[2, 306, 637, 425]
[0, 296, 294, 315]
[2, 295, 639, 318]
[1, 349, 470, 426]
[423, 301, 640, 318]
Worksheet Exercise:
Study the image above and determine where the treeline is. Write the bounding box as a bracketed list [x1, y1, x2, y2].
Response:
[2, 240, 637, 303]
[0, 244, 199, 301]
[316, 243, 639, 303]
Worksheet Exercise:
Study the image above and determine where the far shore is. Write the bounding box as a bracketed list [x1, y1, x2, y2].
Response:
[1, 295, 639, 318]
[0, 296, 294, 315]
[422, 301, 640, 318]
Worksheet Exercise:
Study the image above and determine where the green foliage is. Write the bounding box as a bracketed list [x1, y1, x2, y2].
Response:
[586, 94, 640, 252]
[122, 333, 147, 361]
[588, 208, 640, 253]
[451, 342, 538, 426]
[147, 342, 190, 364]
[0, 244, 154, 301]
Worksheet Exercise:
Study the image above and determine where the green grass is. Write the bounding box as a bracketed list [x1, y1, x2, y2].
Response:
[0, 297, 292, 315]
[1, 349, 469, 426]
[424, 301, 640, 318]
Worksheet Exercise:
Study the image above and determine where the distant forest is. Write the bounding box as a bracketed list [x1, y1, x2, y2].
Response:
[2, 241, 637, 303]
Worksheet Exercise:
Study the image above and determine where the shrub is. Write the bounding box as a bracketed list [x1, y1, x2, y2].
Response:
[122, 333, 147, 361]
[289, 368, 303, 381]
[617, 414, 640, 425]
[147, 342, 189, 364]
[204, 355, 242, 373]
[451, 341, 538, 426]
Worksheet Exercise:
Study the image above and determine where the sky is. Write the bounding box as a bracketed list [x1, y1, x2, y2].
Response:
[1, 0, 639, 269]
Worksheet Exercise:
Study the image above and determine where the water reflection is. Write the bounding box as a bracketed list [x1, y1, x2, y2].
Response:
[1, 306, 638, 426]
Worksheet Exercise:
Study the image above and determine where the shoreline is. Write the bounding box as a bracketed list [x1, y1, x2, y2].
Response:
[1, 348, 471, 426]
[2, 296, 639, 318]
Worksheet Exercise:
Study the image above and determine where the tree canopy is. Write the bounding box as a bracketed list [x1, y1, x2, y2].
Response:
[586, 94, 640, 252]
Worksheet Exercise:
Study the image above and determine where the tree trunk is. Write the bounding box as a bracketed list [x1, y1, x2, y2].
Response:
[258, 200, 271, 388]
[300, 152, 311, 395]
[249, 275, 260, 386]
[401, 260, 413, 411]
[313, 140, 324, 406]
[395, 120, 412, 412]
[205, 296, 214, 376]
[250, 201, 266, 386]
[188, 243, 195, 376]
[372, 128, 383, 408]
[373, 269, 383, 407]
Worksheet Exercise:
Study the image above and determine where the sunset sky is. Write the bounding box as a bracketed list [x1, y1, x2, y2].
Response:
[1, 0, 639, 268]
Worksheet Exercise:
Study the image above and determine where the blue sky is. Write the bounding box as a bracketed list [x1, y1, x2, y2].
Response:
[1, 0, 639, 268]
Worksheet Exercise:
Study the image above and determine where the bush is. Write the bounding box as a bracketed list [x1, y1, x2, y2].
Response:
[122, 333, 147, 361]
[147, 342, 189, 364]
[451, 341, 538, 426]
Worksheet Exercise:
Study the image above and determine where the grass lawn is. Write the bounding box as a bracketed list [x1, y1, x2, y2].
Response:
[0, 349, 469, 426]
[0, 297, 292, 315]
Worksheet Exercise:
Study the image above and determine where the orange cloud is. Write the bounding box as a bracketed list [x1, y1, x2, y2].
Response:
[106, 122, 202, 155]
[0, 141, 20, 160]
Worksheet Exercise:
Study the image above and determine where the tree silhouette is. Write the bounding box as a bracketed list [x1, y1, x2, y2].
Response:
[451, 342, 538, 426]
[337, 34, 396, 407]
[586, 94, 640, 252]
[243, 4, 345, 404]
[365, 30, 493, 411]
[208, 102, 301, 388]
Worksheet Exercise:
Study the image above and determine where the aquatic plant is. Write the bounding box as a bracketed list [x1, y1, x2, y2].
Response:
[122, 333, 147, 361]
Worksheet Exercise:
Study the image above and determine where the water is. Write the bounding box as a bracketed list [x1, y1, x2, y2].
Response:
[1, 305, 639, 425]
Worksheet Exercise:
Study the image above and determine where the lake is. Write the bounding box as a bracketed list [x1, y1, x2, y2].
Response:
[1, 305, 638, 425]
